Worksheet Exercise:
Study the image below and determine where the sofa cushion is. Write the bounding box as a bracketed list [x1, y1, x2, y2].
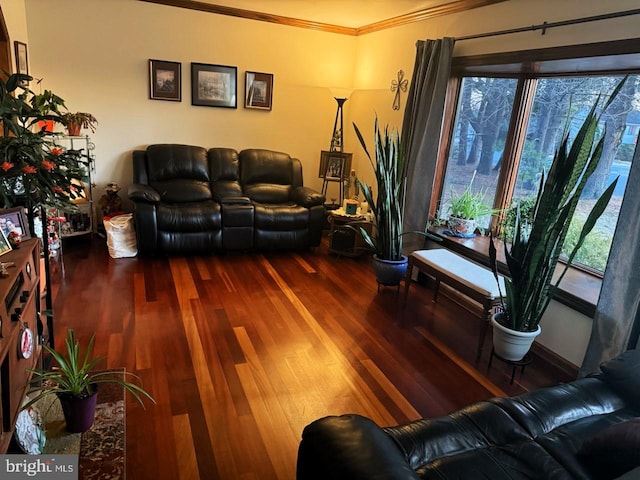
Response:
[600, 349, 640, 406]
[244, 184, 292, 204]
[254, 204, 308, 230]
[240, 149, 296, 203]
[157, 201, 221, 231]
[208, 148, 243, 199]
[146, 144, 212, 202]
[577, 418, 640, 480]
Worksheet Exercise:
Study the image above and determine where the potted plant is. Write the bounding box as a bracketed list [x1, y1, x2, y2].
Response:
[488, 79, 625, 361]
[352, 117, 439, 287]
[25, 329, 155, 433]
[61, 112, 97, 136]
[0, 73, 89, 243]
[446, 172, 498, 237]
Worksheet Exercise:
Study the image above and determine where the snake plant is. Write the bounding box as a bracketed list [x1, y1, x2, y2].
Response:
[352, 118, 407, 261]
[489, 78, 625, 332]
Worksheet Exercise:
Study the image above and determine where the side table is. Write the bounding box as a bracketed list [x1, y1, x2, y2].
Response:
[328, 209, 373, 257]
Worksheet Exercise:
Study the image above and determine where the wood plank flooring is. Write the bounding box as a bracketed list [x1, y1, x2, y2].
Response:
[50, 238, 570, 479]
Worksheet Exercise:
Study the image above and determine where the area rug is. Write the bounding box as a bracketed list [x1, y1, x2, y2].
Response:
[40, 374, 125, 480]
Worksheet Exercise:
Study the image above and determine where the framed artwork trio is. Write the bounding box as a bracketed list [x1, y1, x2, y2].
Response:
[149, 59, 273, 111]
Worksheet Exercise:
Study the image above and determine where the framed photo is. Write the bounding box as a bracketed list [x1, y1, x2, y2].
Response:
[191, 63, 237, 108]
[245, 71, 273, 110]
[0, 207, 30, 239]
[0, 229, 12, 257]
[149, 59, 181, 101]
[319, 151, 352, 180]
[14, 41, 28, 85]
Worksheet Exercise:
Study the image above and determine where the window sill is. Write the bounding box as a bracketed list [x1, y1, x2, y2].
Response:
[427, 228, 600, 318]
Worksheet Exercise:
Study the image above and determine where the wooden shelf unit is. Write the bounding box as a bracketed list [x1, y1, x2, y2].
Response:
[0, 239, 42, 453]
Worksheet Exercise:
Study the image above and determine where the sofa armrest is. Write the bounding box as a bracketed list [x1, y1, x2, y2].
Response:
[128, 183, 161, 203]
[296, 414, 419, 480]
[291, 186, 325, 208]
[220, 196, 251, 205]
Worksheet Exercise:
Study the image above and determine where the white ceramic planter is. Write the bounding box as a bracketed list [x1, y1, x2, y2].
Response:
[491, 313, 541, 361]
[447, 216, 477, 236]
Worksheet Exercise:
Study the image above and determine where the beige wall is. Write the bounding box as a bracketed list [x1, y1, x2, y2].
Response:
[1, 0, 28, 72]
[5, 0, 639, 366]
[19, 0, 357, 201]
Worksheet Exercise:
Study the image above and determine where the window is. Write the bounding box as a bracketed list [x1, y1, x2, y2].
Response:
[439, 77, 516, 230]
[435, 41, 640, 274]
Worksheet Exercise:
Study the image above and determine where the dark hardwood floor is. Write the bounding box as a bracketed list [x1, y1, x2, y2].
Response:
[50, 236, 571, 479]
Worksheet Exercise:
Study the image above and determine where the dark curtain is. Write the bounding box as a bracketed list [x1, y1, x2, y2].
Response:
[401, 37, 454, 252]
[580, 139, 640, 375]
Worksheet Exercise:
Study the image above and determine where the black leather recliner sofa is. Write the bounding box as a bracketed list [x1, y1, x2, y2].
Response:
[297, 349, 640, 479]
[128, 144, 325, 255]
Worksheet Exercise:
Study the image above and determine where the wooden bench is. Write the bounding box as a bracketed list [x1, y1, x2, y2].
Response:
[403, 249, 505, 360]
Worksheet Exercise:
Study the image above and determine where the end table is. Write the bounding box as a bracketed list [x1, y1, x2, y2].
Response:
[328, 209, 373, 257]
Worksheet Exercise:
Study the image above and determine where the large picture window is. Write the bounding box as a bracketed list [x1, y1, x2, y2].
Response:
[435, 43, 640, 274]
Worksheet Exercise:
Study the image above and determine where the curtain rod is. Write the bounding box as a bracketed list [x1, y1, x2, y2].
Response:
[455, 8, 640, 41]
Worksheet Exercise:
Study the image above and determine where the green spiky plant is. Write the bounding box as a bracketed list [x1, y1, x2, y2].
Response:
[352, 117, 406, 261]
[24, 329, 155, 409]
[351, 117, 440, 260]
[448, 172, 499, 220]
[489, 78, 625, 332]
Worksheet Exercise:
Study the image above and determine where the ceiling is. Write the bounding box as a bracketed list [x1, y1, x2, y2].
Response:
[193, 0, 456, 28]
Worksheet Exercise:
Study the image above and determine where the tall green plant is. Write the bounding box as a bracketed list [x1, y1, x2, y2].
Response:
[489, 79, 625, 332]
[352, 117, 407, 260]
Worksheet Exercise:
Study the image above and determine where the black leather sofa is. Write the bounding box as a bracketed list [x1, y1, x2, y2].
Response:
[297, 349, 640, 480]
[128, 144, 325, 255]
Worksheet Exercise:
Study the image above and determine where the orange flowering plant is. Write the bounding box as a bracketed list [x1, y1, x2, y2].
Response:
[0, 73, 87, 210]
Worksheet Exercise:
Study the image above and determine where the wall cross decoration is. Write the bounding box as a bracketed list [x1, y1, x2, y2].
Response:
[390, 70, 408, 110]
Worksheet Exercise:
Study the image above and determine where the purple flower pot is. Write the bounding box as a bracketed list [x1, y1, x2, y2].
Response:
[58, 389, 98, 433]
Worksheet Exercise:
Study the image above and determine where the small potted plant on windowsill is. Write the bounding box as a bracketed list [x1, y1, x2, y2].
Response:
[446, 172, 498, 237]
[61, 112, 97, 136]
[25, 329, 155, 433]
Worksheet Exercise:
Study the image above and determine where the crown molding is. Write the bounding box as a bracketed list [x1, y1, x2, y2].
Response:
[356, 0, 508, 35]
[139, 0, 509, 36]
[139, 0, 357, 35]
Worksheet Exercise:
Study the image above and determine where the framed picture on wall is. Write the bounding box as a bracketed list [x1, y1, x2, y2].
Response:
[191, 63, 237, 108]
[149, 59, 181, 101]
[14, 41, 28, 86]
[245, 71, 273, 110]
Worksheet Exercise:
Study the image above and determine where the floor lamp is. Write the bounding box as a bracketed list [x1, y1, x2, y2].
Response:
[330, 97, 347, 153]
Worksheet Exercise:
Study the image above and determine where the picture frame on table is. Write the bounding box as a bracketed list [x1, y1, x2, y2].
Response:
[245, 71, 273, 110]
[191, 63, 237, 108]
[319, 151, 352, 180]
[0, 229, 12, 257]
[14, 41, 28, 86]
[149, 59, 182, 102]
[0, 207, 30, 239]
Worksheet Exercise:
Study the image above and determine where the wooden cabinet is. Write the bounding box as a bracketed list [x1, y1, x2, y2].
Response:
[0, 239, 42, 453]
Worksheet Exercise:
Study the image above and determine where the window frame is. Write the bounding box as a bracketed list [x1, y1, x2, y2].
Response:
[431, 38, 640, 277]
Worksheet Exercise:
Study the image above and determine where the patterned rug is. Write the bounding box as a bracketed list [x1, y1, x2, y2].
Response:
[41, 376, 125, 479]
